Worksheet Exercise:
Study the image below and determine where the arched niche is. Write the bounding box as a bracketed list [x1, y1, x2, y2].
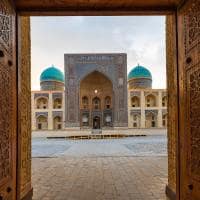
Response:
[35, 97, 48, 109]
[145, 112, 157, 128]
[92, 97, 101, 110]
[145, 94, 157, 107]
[131, 96, 140, 107]
[132, 113, 140, 128]
[53, 116, 62, 130]
[36, 115, 48, 130]
[53, 98, 62, 109]
[104, 96, 112, 109]
[162, 96, 167, 107]
[81, 96, 89, 109]
[162, 113, 168, 127]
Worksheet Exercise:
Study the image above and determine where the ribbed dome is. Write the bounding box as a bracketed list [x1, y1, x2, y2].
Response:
[128, 65, 152, 80]
[40, 65, 64, 82]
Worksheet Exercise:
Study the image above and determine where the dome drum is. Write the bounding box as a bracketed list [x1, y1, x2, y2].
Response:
[40, 80, 64, 91]
[40, 65, 65, 91]
[128, 78, 152, 89]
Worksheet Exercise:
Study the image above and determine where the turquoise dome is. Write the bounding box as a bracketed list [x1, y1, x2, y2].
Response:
[128, 65, 152, 80]
[40, 65, 64, 82]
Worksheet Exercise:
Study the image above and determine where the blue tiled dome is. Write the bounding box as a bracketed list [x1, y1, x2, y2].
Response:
[128, 65, 152, 80]
[40, 65, 64, 82]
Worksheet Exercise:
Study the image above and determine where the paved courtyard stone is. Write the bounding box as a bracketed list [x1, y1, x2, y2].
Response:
[32, 135, 168, 200]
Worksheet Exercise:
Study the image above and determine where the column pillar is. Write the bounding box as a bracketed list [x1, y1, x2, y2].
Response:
[140, 91, 145, 128]
[48, 92, 53, 130]
[62, 92, 65, 129]
[127, 90, 131, 128]
[157, 91, 163, 128]
[31, 93, 36, 130]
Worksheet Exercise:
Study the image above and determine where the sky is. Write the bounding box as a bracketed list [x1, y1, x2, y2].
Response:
[31, 16, 166, 90]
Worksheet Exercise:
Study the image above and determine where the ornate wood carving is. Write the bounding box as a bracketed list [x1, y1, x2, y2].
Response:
[0, 0, 13, 56]
[178, 0, 200, 199]
[183, 0, 200, 54]
[187, 65, 200, 179]
[17, 16, 32, 199]
[0, 57, 12, 181]
[0, 0, 16, 199]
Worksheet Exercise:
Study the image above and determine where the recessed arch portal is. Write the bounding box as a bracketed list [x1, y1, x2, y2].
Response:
[80, 71, 114, 128]
[80, 71, 113, 93]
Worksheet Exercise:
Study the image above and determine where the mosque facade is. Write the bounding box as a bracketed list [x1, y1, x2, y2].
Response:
[31, 53, 167, 131]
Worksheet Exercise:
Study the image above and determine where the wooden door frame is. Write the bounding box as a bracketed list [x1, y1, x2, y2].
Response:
[16, 6, 182, 200]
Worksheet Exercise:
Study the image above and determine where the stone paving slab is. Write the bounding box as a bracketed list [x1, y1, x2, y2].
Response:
[32, 136, 168, 200]
[32, 138, 71, 157]
[32, 135, 167, 158]
[32, 156, 168, 200]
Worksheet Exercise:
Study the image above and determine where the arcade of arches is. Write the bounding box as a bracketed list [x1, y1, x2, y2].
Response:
[0, 0, 200, 200]
[128, 91, 167, 128]
[31, 91, 64, 130]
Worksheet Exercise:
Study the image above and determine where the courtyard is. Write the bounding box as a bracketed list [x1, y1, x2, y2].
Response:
[32, 134, 168, 200]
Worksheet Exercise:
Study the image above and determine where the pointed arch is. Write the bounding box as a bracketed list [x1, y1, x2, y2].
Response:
[35, 96, 49, 109]
[131, 96, 140, 107]
[36, 115, 48, 130]
[53, 116, 62, 130]
[79, 70, 113, 87]
[145, 94, 157, 107]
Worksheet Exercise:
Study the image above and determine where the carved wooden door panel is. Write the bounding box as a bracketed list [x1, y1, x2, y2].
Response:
[178, 0, 200, 199]
[0, 0, 16, 200]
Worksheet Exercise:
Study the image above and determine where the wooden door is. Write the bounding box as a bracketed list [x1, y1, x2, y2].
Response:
[0, 0, 17, 200]
[178, 0, 200, 199]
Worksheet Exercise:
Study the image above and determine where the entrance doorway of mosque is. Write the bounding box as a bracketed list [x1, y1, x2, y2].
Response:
[93, 116, 101, 129]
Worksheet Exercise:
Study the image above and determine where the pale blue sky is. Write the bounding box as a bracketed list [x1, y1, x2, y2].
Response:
[31, 16, 166, 90]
